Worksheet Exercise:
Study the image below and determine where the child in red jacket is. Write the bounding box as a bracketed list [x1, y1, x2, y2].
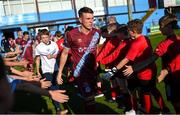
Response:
[123, 14, 180, 113]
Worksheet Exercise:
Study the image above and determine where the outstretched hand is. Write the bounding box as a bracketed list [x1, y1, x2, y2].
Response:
[57, 72, 63, 85]
[157, 69, 168, 83]
[49, 90, 69, 103]
[40, 78, 52, 89]
[123, 65, 133, 77]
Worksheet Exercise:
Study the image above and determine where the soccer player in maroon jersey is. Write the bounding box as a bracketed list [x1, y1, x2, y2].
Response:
[15, 29, 23, 45]
[102, 19, 163, 114]
[19, 31, 34, 71]
[56, 7, 100, 113]
[123, 14, 180, 113]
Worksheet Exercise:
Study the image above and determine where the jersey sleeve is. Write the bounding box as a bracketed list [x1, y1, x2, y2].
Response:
[100, 41, 126, 64]
[154, 41, 167, 57]
[96, 40, 116, 62]
[125, 41, 140, 61]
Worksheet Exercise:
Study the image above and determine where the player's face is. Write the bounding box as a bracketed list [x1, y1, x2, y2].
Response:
[23, 34, 29, 41]
[159, 24, 172, 36]
[79, 13, 94, 30]
[18, 31, 23, 38]
[128, 29, 136, 39]
[41, 35, 50, 44]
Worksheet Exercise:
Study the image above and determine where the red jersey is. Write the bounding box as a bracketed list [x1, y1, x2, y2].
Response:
[169, 39, 180, 73]
[63, 27, 100, 77]
[155, 36, 180, 79]
[168, 54, 180, 73]
[155, 35, 180, 69]
[56, 38, 64, 52]
[99, 39, 131, 68]
[126, 35, 156, 80]
[96, 37, 121, 62]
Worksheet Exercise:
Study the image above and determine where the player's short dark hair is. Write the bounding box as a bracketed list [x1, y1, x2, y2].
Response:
[55, 31, 62, 37]
[17, 28, 22, 32]
[40, 29, 50, 37]
[159, 14, 178, 29]
[65, 26, 74, 33]
[127, 19, 143, 34]
[117, 24, 128, 36]
[78, 7, 94, 17]
[23, 31, 29, 36]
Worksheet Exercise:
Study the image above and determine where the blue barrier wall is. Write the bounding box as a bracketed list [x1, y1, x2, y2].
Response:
[143, 9, 165, 35]
[40, 10, 75, 21]
[0, 0, 151, 41]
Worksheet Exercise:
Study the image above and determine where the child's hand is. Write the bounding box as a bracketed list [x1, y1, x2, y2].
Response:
[47, 54, 53, 59]
[157, 69, 168, 83]
[40, 78, 52, 89]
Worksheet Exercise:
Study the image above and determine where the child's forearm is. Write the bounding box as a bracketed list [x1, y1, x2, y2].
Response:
[10, 67, 24, 77]
[35, 56, 40, 75]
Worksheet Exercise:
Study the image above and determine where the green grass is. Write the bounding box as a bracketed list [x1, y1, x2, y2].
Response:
[12, 31, 180, 114]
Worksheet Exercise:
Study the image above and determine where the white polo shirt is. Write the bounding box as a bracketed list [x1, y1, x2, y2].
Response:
[35, 41, 59, 73]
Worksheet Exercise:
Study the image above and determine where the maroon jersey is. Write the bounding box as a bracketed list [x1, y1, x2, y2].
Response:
[126, 35, 156, 80]
[9, 39, 16, 49]
[20, 39, 33, 65]
[63, 27, 100, 77]
[15, 37, 23, 45]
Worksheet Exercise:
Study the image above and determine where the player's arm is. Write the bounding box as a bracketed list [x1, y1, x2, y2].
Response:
[96, 40, 115, 62]
[4, 60, 28, 67]
[10, 67, 33, 78]
[100, 42, 125, 65]
[123, 53, 158, 76]
[57, 48, 69, 84]
[157, 68, 169, 83]
[35, 56, 41, 77]
[16, 82, 69, 103]
[57, 32, 71, 84]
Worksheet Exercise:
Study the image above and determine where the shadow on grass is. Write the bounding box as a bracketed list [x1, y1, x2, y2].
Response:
[62, 83, 119, 114]
[95, 102, 119, 114]
[65, 91, 119, 114]
[12, 90, 53, 114]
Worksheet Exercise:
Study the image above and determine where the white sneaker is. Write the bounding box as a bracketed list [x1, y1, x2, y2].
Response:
[95, 93, 104, 98]
[125, 109, 136, 115]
